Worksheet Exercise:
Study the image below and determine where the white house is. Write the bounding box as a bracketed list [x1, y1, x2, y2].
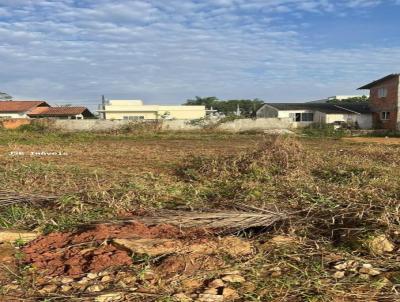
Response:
[98, 99, 206, 120]
[256, 103, 372, 129]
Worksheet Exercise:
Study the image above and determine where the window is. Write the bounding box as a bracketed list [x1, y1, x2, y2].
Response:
[381, 112, 390, 121]
[302, 113, 314, 122]
[123, 116, 145, 121]
[378, 87, 388, 98]
[290, 112, 314, 122]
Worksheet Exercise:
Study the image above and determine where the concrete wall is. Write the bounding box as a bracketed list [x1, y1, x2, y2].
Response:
[48, 118, 292, 132]
[217, 118, 292, 132]
[0, 112, 28, 119]
[0, 118, 31, 129]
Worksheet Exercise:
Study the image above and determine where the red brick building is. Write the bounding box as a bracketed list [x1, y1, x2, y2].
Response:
[359, 74, 400, 130]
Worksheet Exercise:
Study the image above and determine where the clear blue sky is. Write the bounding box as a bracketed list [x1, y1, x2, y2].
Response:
[0, 0, 400, 107]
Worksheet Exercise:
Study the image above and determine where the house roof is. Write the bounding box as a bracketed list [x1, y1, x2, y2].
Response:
[264, 103, 371, 114]
[358, 74, 400, 90]
[28, 106, 93, 117]
[0, 101, 49, 113]
[334, 103, 371, 114]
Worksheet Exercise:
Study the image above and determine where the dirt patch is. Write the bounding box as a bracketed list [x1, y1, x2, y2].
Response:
[22, 222, 211, 277]
[157, 254, 227, 277]
[343, 137, 400, 145]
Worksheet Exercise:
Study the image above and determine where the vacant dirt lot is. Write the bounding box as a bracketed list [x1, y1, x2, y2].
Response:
[343, 136, 400, 145]
[0, 130, 399, 301]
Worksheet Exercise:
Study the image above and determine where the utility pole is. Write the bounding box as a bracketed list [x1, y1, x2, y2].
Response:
[101, 95, 106, 119]
[236, 104, 241, 117]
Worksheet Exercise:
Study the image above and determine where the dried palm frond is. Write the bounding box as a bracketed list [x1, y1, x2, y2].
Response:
[93, 210, 287, 234]
[0, 190, 57, 207]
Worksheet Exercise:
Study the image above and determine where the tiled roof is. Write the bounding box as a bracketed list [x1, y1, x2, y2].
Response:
[358, 74, 400, 90]
[28, 106, 89, 116]
[0, 101, 48, 112]
[264, 103, 371, 114]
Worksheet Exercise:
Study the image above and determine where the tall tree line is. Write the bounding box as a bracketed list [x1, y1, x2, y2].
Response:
[184, 96, 264, 117]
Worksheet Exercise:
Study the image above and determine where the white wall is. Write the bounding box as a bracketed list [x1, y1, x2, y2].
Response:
[0, 112, 27, 119]
[49, 118, 292, 132]
[277, 110, 315, 127]
[314, 111, 372, 129]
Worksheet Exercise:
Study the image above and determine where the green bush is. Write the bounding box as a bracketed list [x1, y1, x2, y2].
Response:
[17, 122, 49, 133]
[302, 123, 346, 138]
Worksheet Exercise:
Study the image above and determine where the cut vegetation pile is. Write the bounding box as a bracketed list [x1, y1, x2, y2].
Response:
[0, 131, 399, 301]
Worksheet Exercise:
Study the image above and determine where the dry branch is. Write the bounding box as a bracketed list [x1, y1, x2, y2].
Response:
[0, 190, 57, 207]
[92, 210, 287, 233]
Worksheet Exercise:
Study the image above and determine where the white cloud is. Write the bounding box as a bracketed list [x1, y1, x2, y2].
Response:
[0, 0, 399, 106]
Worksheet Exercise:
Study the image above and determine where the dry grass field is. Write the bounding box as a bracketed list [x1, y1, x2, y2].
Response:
[0, 128, 399, 301]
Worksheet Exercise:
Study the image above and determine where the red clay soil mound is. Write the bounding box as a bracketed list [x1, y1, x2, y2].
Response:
[23, 221, 209, 277]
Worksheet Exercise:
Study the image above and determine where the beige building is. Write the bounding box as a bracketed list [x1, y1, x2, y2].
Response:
[98, 100, 206, 120]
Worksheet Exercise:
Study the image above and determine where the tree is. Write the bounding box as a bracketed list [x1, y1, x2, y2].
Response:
[327, 95, 369, 104]
[184, 96, 264, 117]
[0, 92, 12, 101]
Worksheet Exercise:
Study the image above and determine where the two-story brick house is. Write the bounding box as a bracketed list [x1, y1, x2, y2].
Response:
[359, 74, 400, 130]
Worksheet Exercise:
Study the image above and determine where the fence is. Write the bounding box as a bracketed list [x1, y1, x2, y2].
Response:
[1, 118, 293, 133]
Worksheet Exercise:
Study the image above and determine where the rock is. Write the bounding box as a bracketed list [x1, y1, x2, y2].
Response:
[122, 276, 136, 284]
[101, 275, 112, 283]
[359, 264, 381, 276]
[182, 279, 202, 292]
[95, 292, 123, 302]
[113, 238, 180, 256]
[270, 267, 282, 277]
[334, 263, 348, 271]
[271, 271, 282, 278]
[334, 260, 358, 271]
[203, 288, 219, 295]
[361, 263, 373, 269]
[38, 284, 58, 295]
[219, 237, 252, 257]
[61, 277, 74, 284]
[61, 285, 72, 292]
[117, 281, 128, 288]
[223, 288, 239, 300]
[368, 235, 395, 255]
[78, 277, 90, 284]
[197, 293, 224, 302]
[142, 270, 156, 280]
[222, 275, 245, 283]
[173, 293, 193, 302]
[86, 284, 105, 293]
[72, 283, 87, 291]
[0, 230, 39, 243]
[333, 271, 345, 279]
[0, 243, 15, 263]
[87, 273, 98, 279]
[208, 279, 225, 288]
[114, 237, 252, 258]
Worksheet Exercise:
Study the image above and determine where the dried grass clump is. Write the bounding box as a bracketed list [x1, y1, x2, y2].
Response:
[112, 120, 162, 134]
[178, 136, 305, 181]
